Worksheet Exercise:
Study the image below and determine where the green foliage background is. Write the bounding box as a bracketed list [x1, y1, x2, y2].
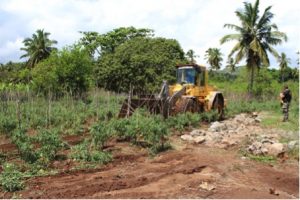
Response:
[32, 45, 93, 95]
[96, 37, 186, 93]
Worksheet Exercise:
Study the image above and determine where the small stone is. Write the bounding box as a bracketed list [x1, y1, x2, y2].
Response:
[190, 129, 201, 136]
[194, 136, 206, 144]
[261, 139, 274, 144]
[261, 147, 268, 155]
[181, 134, 194, 142]
[255, 117, 262, 123]
[267, 143, 285, 157]
[245, 118, 256, 125]
[234, 114, 247, 123]
[199, 182, 216, 191]
[209, 121, 227, 132]
[288, 140, 298, 150]
[247, 141, 264, 155]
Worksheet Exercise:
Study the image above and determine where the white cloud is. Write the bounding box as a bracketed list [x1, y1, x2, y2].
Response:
[0, 37, 23, 58]
[0, 0, 299, 68]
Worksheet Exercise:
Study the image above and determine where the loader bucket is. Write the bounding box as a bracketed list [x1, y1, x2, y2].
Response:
[118, 97, 163, 118]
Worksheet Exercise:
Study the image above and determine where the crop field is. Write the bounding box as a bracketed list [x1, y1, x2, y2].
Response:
[0, 85, 298, 198]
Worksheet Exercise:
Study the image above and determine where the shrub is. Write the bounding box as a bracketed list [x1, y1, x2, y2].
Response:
[109, 118, 130, 139]
[32, 45, 93, 95]
[0, 152, 6, 164]
[167, 113, 201, 132]
[199, 110, 218, 122]
[89, 150, 112, 163]
[11, 129, 38, 163]
[35, 129, 63, 165]
[124, 113, 148, 143]
[70, 140, 112, 163]
[0, 117, 17, 135]
[0, 163, 24, 192]
[90, 122, 112, 149]
[142, 116, 170, 154]
[167, 114, 190, 132]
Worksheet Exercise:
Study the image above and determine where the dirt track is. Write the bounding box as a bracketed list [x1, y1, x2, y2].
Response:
[1, 134, 298, 199]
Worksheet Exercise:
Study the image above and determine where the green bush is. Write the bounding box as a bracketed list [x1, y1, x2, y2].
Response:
[142, 116, 170, 154]
[32, 45, 93, 95]
[0, 117, 17, 135]
[109, 118, 130, 139]
[199, 110, 218, 122]
[0, 163, 24, 192]
[0, 152, 6, 164]
[70, 140, 112, 163]
[167, 112, 201, 132]
[11, 129, 38, 163]
[35, 129, 63, 165]
[108, 110, 171, 154]
[90, 122, 112, 149]
[89, 150, 112, 163]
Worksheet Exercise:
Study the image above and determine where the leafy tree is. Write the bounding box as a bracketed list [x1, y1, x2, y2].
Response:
[204, 48, 223, 70]
[186, 49, 198, 63]
[78, 31, 102, 57]
[226, 57, 236, 72]
[79, 26, 154, 58]
[96, 37, 186, 93]
[220, 0, 287, 95]
[20, 29, 57, 68]
[279, 66, 298, 82]
[278, 52, 291, 82]
[32, 45, 93, 95]
[0, 61, 27, 84]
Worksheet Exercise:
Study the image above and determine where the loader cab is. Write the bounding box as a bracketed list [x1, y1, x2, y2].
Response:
[176, 64, 206, 87]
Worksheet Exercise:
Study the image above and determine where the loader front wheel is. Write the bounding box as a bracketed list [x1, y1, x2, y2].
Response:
[173, 98, 198, 115]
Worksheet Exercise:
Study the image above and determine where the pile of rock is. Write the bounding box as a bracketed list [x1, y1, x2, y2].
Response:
[180, 112, 298, 157]
[181, 113, 261, 148]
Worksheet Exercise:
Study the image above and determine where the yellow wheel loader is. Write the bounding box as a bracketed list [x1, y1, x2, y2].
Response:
[118, 64, 225, 119]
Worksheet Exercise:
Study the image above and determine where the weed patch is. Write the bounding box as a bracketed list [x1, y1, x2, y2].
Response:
[0, 163, 25, 192]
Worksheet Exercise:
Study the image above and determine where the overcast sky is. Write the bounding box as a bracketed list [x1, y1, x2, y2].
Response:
[0, 0, 299, 68]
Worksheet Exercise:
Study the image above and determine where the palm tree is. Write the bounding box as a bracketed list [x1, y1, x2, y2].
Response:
[186, 49, 198, 63]
[220, 0, 287, 94]
[226, 57, 236, 72]
[204, 48, 223, 70]
[20, 29, 57, 68]
[278, 52, 290, 82]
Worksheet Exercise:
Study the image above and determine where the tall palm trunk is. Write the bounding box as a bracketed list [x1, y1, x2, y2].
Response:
[247, 52, 257, 97]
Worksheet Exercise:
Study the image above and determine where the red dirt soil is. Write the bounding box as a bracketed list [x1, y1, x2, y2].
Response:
[1, 136, 298, 199]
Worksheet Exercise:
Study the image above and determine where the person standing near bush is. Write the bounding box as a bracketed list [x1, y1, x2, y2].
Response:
[280, 85, 292, 122]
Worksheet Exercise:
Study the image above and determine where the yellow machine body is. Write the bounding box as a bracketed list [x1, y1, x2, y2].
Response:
[167, 64, 225, 113]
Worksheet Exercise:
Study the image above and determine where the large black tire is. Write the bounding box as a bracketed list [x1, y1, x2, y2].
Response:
[172, 98, 199, 115]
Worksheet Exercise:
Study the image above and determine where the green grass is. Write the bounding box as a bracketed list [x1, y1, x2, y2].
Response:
[260, 111, 299, 132]
[248, 154, 277, 164]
